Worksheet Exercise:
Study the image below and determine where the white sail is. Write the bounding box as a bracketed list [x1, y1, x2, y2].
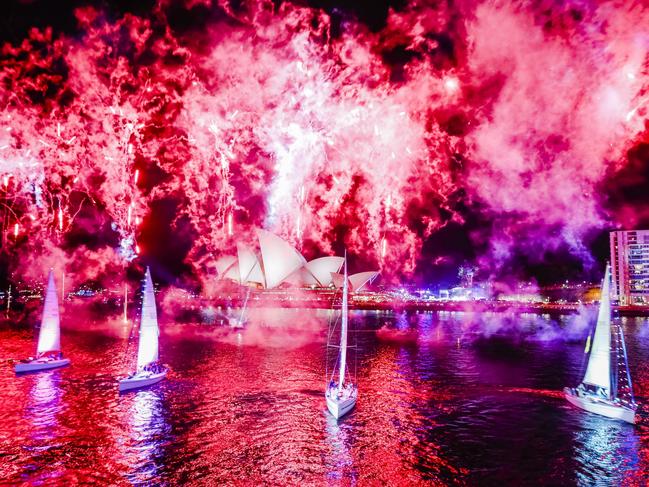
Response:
[338, 255, 349, 392]
[582, 264, 611, 393]
[136, 267, 159, 369]
[36, 270, 61, 354]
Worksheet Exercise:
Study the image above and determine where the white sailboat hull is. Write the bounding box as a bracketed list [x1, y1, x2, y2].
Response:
[119, 369, 167, 392]
[326, 387, 358, 420]
[15, 357, 70, 373]
[565, 388, 636, 424]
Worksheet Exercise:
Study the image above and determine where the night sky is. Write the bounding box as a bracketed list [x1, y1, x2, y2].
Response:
[0, 0, 648, 290]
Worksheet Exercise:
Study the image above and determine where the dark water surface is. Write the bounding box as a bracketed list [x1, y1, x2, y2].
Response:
[1, 308, 649, 486]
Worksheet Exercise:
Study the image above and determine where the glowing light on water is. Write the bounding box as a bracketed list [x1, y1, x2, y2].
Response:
[27, 372, 61, 442]
[57, 208, 63, 232]
[134, 169, 140, 185]
[127, 389, 166, 481]
[381, 237, 387, 259]
[13, 223, 18, 238]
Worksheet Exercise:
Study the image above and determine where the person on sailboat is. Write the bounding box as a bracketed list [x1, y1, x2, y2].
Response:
[577, 383, 605, 399]
[21, 350, 63, 364]
[142, 361, 163, 374]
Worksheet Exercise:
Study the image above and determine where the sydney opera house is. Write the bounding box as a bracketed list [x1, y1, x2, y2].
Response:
[215, 229, 379, 292]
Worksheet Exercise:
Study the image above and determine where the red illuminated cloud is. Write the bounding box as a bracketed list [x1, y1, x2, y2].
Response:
[0, 0, 647, 287]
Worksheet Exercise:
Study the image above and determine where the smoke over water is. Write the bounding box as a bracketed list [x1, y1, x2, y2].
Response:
[0, 0, 648, 288]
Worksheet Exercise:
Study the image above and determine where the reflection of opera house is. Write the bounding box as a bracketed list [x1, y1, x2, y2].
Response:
[215, 229, 379, 292]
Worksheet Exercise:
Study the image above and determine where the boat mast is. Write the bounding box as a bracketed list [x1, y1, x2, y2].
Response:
[338, 252, 348, 392]
[611, 329, 619, 401]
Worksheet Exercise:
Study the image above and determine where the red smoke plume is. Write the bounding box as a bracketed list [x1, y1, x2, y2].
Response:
[0, 0, 647, 288]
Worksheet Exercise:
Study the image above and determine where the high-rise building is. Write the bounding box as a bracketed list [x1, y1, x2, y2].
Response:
[610, 230, 649, 305]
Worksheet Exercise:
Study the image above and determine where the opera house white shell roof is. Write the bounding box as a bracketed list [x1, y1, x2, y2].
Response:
[237, 243, 265, 287]
[256, 229, 306, 289]
[331, 271, 380, 292]
[215, 230, 378, 290]
[305, 256, 344, 286]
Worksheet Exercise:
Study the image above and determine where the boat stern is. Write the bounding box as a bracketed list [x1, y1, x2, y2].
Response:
[325, 388, 358, 420]
[14, 357, 70, 374]
[118, 368, 167, 393]
[565, 389, 636, 424]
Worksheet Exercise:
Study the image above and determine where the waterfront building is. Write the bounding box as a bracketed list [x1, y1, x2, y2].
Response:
[215, 229, 379, 290]
[610, 229, 649, 305]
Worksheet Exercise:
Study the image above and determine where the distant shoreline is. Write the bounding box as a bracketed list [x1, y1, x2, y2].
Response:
[197, 298, 649, 317]
[3, 297, 649, 323]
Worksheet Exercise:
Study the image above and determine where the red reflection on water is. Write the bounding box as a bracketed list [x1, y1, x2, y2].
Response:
[1, 310, 649, 484]
[505, 387, 566, 400]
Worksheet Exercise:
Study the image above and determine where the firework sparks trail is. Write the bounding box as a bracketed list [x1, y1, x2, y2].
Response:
[0, 0, 646, 287]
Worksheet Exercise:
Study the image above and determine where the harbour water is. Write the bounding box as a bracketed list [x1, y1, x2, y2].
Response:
[1, 308, 648, 485]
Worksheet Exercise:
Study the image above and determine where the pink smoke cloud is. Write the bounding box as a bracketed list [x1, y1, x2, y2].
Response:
[0, 0, 647, 289]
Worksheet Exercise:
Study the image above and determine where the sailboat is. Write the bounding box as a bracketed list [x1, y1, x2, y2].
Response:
[15, 270, 70, 373]
[325, 254, 358, 420]
[119, 267, 167, 392]
[564, 264, 637, 424]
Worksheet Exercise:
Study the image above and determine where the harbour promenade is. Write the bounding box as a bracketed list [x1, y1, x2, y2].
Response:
[203, 292, 649, 317]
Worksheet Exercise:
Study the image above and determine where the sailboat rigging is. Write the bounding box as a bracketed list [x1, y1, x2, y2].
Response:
[564, 264, 637, 423]
[325, 253, 358, 419]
